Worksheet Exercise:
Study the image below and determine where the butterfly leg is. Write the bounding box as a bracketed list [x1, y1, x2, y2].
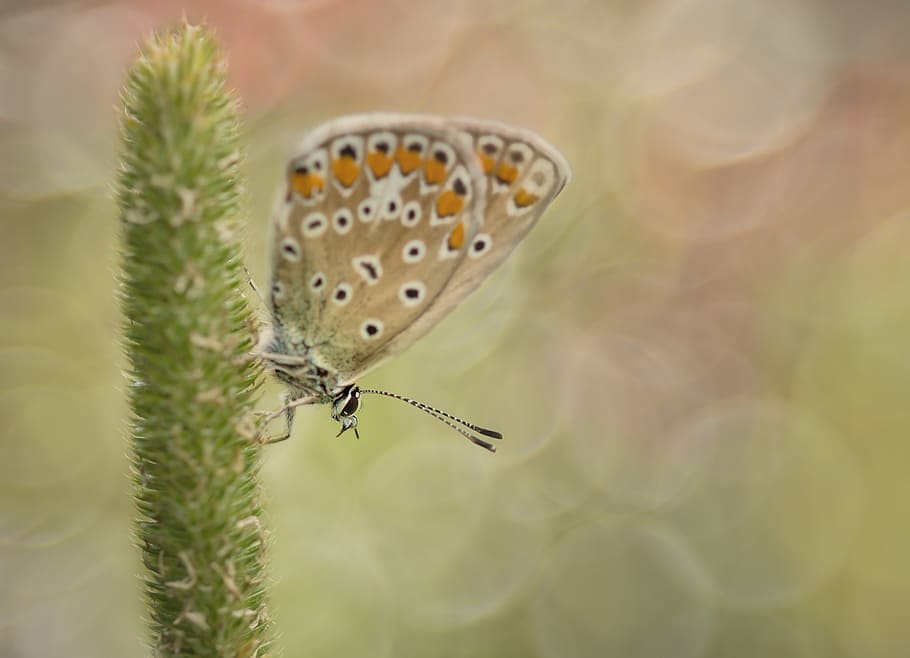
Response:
[259, 391, 304, 444]
[245, 265, 265, 308]
[262, 404, 296, 444]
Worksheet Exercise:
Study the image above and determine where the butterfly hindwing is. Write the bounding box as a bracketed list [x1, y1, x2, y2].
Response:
[442, 118, 571, 306]
[367, 118, 571, 361]
[268, 114, 487, 383]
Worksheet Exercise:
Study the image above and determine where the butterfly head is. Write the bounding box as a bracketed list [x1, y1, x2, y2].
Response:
[331, 384, 362, 439]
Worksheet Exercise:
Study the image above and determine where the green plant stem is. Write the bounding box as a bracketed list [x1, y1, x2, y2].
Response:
[117, 23, 272, 658]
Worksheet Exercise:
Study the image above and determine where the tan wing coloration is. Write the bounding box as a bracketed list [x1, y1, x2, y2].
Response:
[371, 118, 571, 363]
[267, 114, 486, 382]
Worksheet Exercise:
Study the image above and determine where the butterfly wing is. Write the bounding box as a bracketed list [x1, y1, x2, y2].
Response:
[267, 114, 486, 383]
[437, 118, 571, 306]
[371, 118, 571, 360]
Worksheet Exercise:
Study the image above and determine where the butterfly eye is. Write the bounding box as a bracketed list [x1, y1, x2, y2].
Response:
[332, 385, 362, 418]
[342, 394, 360, 415]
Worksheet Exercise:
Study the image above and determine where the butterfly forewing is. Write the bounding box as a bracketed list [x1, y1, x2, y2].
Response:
[268, 115, 486, 382]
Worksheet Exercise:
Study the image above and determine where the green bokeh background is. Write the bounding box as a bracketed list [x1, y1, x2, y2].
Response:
[3, 1, 910, 656]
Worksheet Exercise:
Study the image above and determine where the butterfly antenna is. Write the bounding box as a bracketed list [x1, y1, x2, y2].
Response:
[358, 388, 503, 453]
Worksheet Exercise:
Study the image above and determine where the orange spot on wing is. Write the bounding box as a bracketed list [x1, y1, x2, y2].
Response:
[447, 222, 465, 250]
[478, 152, 496, 174]
[495, 163, 518, 185]
[291, 171, 325, 198]
[332, 156, 359, 187]
[513, 187, 539, 208]
[396, 147, 422, 174]
[367, 152, 393, 178]
[424, 158, 447, 186]
[436, 190, 464, 218]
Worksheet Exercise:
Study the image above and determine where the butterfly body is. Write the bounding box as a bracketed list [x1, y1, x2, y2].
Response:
[258, 114, 570, 449]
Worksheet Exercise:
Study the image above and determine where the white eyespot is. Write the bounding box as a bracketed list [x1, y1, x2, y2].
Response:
[302, 212, 328, 238]
[329, 135, 364, 195]
[506, 158, 556, 217]
[380, 193, 403, 220]
[358, 198, 376, 222]
[332, 282, 353, 306]
[401, 134, 428, 156]
[430, 164, 471, 226]
[271, 281, 285, 301]
[492, 142, 534, 196]
[402, 239, 426, 264]
[469, 233, 492, 259]
[360, 319, 384, 340]
[353, 255, 383, 285]
[419, 140, 456, 195]
[309, 271, 326, 293]
[526, 158, 556, 193]
[290, 148, 328, 205]
[398, 134, 429, 178]
[401, 200, 422, 227]
[438, 237, 460, 260]
[477, 135, 504, 161]
[367, 132, 397, 155]
[331, 135, 364, 158]
[333, 208, 354, 234]
[398, 281, 426, 307]
[365, 132, 398, 182]
[280, 237, 302, 262]
[309, 149, 329, 174]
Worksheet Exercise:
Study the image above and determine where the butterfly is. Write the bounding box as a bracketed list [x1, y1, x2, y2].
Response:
[257, 114, 570, 452]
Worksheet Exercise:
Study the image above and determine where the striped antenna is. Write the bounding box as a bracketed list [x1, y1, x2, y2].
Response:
[358, 388, 503, 453]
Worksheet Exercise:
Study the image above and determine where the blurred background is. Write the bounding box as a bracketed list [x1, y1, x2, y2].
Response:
[3, 0, 910, 656]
